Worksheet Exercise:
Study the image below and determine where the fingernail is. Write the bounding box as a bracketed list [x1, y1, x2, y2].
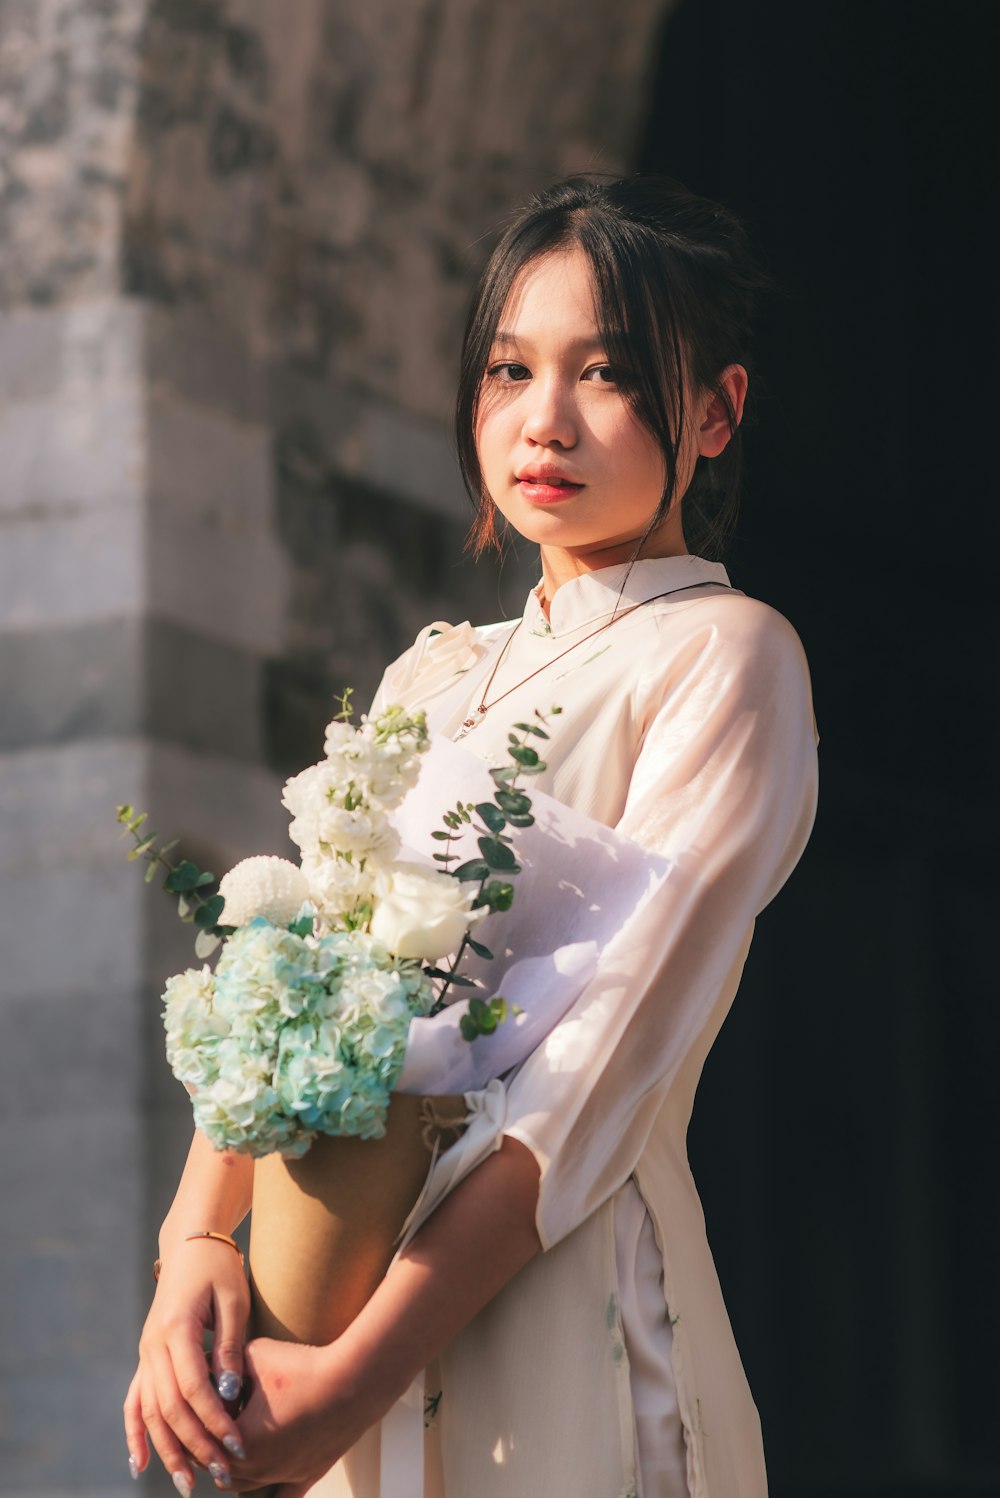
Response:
[172, 1474, 193, 1498]
[222, 1434, 246, 1461]
[209, 1460, 231, 1486]
[128, 1454, 140, 1480]
[216, 1369, 242, 1402]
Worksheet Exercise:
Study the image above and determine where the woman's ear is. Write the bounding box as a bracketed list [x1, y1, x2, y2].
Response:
[697, 364, 749, 459]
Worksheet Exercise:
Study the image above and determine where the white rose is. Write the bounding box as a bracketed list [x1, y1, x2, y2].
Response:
[369, 862, 486, 961]
[218, 855, 309, 929]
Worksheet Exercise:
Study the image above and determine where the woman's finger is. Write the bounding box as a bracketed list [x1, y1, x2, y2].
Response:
[165, 1307, 246, 1458]
[138, 1362, 197, 1498]
[122, 1366, 150, 1478]
[211, 1284, 249, 1409]
[144, 1339, 233, 1492]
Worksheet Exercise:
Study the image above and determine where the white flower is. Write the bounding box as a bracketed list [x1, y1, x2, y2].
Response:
[218, 856, 309, 929]
[369, 861, 486, 961]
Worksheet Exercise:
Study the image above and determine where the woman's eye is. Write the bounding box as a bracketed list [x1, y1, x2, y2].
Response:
[583, 364, 619, 385]
[488, 362, 531, 383]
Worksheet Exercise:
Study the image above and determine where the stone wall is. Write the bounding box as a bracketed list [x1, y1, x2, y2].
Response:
[0, 0, 668, 1492]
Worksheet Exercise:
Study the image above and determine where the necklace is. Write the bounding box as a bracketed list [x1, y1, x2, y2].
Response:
[454, 578, 730, 739]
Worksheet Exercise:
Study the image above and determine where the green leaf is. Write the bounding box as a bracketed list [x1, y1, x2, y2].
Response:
[513, 723, 550, 738]
[474, 802, 506, 833]
[490, 766, 517, 787]
[508, 744, 539, 767]
[453, 858, 490, 882]
[144, 860, 160, 884]
[515, 762, 546, 777]
[194, 870, 215, 888]
[177, 895, 194, 923]
[194, 894, 225, 928]
[127, 834, 157, 861]
[476, 880, 514, 912]
[468, 938, 494, 960]
[469, 998, 498, 1034]
[459, 1013, 478, 1042]
[505, 812, 534, 827]
[194, 929, 222, 959]
[495, 790, 532, 817]
[431, 830, 452, 840]
[115, 803, 135, 823]
[424, 966, 453, 981]
[158, 839, 179, 857]
[287, 915, 314, 938]
[164, 860, 203, 893]
[444, 972, 475, 988]
[478, 836, 519, 872]
[432, 852, 453, 862]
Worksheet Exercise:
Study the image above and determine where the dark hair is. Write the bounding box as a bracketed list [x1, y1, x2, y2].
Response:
[455, 174, 766, 559]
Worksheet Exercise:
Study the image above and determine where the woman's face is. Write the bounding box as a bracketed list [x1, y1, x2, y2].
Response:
[475, 247, 689, 565]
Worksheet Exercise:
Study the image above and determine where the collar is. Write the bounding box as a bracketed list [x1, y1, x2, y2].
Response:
[523, 554, 732, 637]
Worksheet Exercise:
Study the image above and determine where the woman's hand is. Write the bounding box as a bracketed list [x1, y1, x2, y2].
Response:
[224, 1337, 381, 1497]
[123, 1237, 251, 1494]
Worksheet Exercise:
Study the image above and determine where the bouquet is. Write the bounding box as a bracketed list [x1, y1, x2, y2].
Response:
[118, 695, 557, 1160]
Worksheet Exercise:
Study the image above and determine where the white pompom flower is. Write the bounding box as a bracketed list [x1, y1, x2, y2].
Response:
[218, 855, 309, 930]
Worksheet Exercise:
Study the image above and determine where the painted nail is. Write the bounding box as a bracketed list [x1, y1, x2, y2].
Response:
[216, 1369, 242, 1402]
[209, 1460, 231, 1486]
[172, 1474, 193, 1498]
[222, 1434, 246, 1461]
[128, 1454, 140, 1480]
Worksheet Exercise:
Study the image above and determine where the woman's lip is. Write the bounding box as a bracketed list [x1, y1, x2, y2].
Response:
[517, 478, 584, 503]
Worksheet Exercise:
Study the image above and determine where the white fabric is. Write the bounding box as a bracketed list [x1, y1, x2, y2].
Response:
[313, 553, 819, 1498]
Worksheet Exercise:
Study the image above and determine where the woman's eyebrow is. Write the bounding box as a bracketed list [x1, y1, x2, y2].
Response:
[492, 329, 612, 352]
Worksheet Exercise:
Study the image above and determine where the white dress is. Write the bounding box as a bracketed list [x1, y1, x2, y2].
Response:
[320, 553, 819, 1498]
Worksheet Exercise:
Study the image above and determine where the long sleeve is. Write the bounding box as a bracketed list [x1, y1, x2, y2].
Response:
[501, 595, 819, 1250]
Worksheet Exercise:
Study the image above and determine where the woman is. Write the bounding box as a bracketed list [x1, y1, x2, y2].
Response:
[124, 175, 818, 1498]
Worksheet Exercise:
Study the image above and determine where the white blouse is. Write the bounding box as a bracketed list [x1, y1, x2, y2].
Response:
[318, 553, 819, 1498]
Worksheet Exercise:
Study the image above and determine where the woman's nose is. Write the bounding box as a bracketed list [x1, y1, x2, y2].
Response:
[520, 379, 577, 449]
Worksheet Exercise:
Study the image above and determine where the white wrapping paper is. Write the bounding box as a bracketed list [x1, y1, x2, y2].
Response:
[392, 735, 672, 1095]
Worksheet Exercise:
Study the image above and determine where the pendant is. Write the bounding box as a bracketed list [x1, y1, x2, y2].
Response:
[454, 707, 487, 741]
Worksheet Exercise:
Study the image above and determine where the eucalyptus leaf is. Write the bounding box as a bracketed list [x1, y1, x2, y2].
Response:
[460, 1013, 478, 1042]
[431, 830, 452, 840]
[453, 858, 490, 882]
[508, 744, 540, 767]
[194, 894, 225, 928]
[478, 880, 514, 912]
[194, 929, 222, 959]
[144, 860, 159, 884]
[127, 834, 157, 861]
[164, 860, 203, 893]
[513, 723, 550, 738]
[468, 938, 494, 960]
[478, 836, 519, 871]
[495, 790, 531, 817]
[474, 802, 506, 833]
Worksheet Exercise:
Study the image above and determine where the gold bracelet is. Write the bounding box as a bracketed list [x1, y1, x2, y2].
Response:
[152, 1230, 245, 1282]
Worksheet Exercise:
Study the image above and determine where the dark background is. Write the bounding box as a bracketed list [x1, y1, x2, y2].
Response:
[639, 2, 998, 1493]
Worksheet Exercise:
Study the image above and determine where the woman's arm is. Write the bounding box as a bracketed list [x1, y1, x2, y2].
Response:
[124, 1132, 255, 1491]
[228, 1137, 542, 1497]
